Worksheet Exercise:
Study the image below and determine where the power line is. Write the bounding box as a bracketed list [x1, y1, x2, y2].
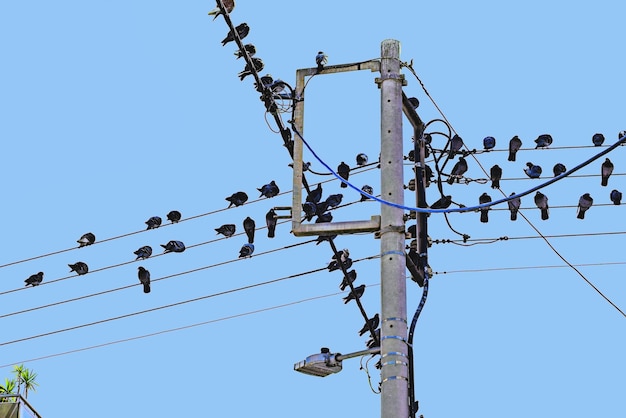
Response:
[433, 260, 626, 275]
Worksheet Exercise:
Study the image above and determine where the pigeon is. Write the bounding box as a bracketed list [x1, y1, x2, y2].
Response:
[315, 234, 337, 245]
[306, 184, 323, 204]
[478, 192, 492, 223]
[407, 97, 419, 109]
[238, 57, 264, 81]
[316, 212, 333, 223]
[234, 43, 256, 59]
[215, 224, 236, 237]
[483, 136, 496, 150]
[553, 163, 566, 177]
[167, 210, 182, 223]
[524, 162, 542, 179]
[601, 158, 614, 186]
[447, 157, 468, 184]
[366, 329, 381, 349]
[610, 189, 622, 205]
[315, 51, 328, 72]
[134, 245, 153, 260]
[534, 191, 549, 220]
[243, 216, 255, 243]
[360, 185, 373, 201]
[577, 193, 593, 219]
[302, 202, 317, 222]
[208, 0, 235, 20]
[592, 133, 605, 146]
[337, 162, 350, 188]
[145, 216, 162, 230]
[226, 191, 248, 208]
[77, 232, 96, 247]
[239, 243, 254, 258]
[331, 248, 350, 263]
[221, 22, 249, 46]
[258, 180, 280, 198]
[490, 164, 502, 189]
[448, 134, 463, 158]
[340, 270, 357, 291]
[507, 193, 521, 221]
[535, 134, 553, 148]
[269, 78, 286, 94]
[24, 272, 44, 287]
[325, 193, 343, 208]
[138, 266, 151, 294]
[343, 284, 365, 304]
[328, 257, 352, 272]
[68, 262, 89, 276]
[266, 209, 277, 238]
[620, 130, 626, 140]
[508, 135, 522, 162]
[356, 153, 368, 166]
[358, 313, 380, 336]
[161, 240, 186, 253]
[430, 195, 452, 209]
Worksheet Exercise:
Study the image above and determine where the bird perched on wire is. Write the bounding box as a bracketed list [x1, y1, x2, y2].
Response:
[215, 224, 236, 238]
[302, 202, 317, 222]
[145, 216, 162, 230]
[407, 97, 419, 109]
[478, 192, 492, 223]
[134, 245, 153, 260]
[366, 328, 381, 349]
[331, 248, 350, 264]
[325, 193, 343, 208]
[316, 212, 333, 224]
[221, 22, 249, 46]
[24, 272, 44, 287]
[534, 134, 553, 148]
[337, 162, 350, 188]
[534, 191, 549, 220]
[577, 193, 593, 219]
[343, 284, 365, 304]
[243, 216, 255, 244]
[448, 134, 463, 158]
[508, 135, 522, 162]
[490, 164, 502, 189]
[265, 209, 277, 238]
[161, 240, 186, 253]
[239, 243, 254, 258]
[610, 189, 622, 205]
[356, 153, 368, 166]
[306, 183, 323, 204]
[68, 262, 89, 276]
[238, 57, 264, 81]
[167, 210, 182, 223]
[339, 270, 357, 291]
[77, 232, 96, 248]
[483, 136, 496, 150]
[258, 180, 280, 198]
[430, 195, 452, 210]
[358, 314, 380, 337]
[137, 266, 151, 293]
[328, 256, 352, 272]
[226, 191, 248, 208]
[208, 0, 235, 20]
[601, 158, 614, 186]
[553, 163, 566, 177]
[234, 43, 256, 59]
[315, 51, 328, 72]
[507, 193, 521, 221]
[447, 157, 468, 184]
[360, 185, 373, 201]
[592, 133, 605, 146]
[524, 162, 542, 179]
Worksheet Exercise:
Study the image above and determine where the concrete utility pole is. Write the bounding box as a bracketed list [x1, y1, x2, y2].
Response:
[378, 39, 409, 418]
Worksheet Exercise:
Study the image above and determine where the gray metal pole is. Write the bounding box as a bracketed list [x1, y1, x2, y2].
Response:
[379, 39, 409, 418]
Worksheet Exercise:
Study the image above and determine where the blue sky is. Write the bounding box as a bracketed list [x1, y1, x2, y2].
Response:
[1, 1, 625, 417]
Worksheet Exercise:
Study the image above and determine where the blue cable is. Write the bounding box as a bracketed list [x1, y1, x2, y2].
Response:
[291, 124, 626, 214]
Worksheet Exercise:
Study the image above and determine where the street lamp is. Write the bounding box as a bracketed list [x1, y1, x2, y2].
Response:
[294, 347, 381, 377]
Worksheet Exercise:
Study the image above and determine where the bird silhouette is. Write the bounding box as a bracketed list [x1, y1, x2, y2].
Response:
[215, 224, 236, 237]
[407, 97, 419, 109]
[534, 134, 553, 148]
[234, 43, 255, 59]
[24, 272, 44, 287]
[266, 209, 277, 238]
[447, 157, 468, 184]
[161, 240, 186, 253]
[478, 192, 492, 223]
[360, 185, 373, 201]
[553, 163, 566, 177]
[226, 191, 248, 208]
[315, 51, 328, 72]
[337, 162, 350, 188]
[601, 158, 614, 186]
[145, 216, 162, 230]
[68, 262, 89, 275]
[620, 130, 626, 140]
[208, 0, 235, 20]
[508, 193, 521, 221]
[134, 245, 153, 260]
[315, 234, 337, 245]
[366, 329, 381, 349]
[483, 136, 496, 150]
[221, 22, 249, 46]
[356, 153, 368, 166]
[243, 216, 255, 243]
[77, 232, 96, 248]
[328, 257, 352, 272]
[508, 135, 522, 162]
[167, 210, 182, 223]
[138, 266, 151, 294]
[448, 134, 463, 158]
[430, 195, 452, 209]
[340, 270, 357, 291]
[524, 162, 542, 179]
[325, 193, 343, 208]
[610, 189, 622, 205]
[239, 243, 254, 258]
[358, 313, 380, 337]
[306, 184, 323, 204]
[577, 193, 593, 219]
[316, 212, 333, 224]
[592, 133, 605, 146]
[331, 249, 350, 263]
[258, 180, 280, 198]
[343, 284, 365, 304]
[302, 202, 317, 222]
[238, 57, 264, 81]
[534, 191, 549, 220]
[490, 164, 502, 189]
